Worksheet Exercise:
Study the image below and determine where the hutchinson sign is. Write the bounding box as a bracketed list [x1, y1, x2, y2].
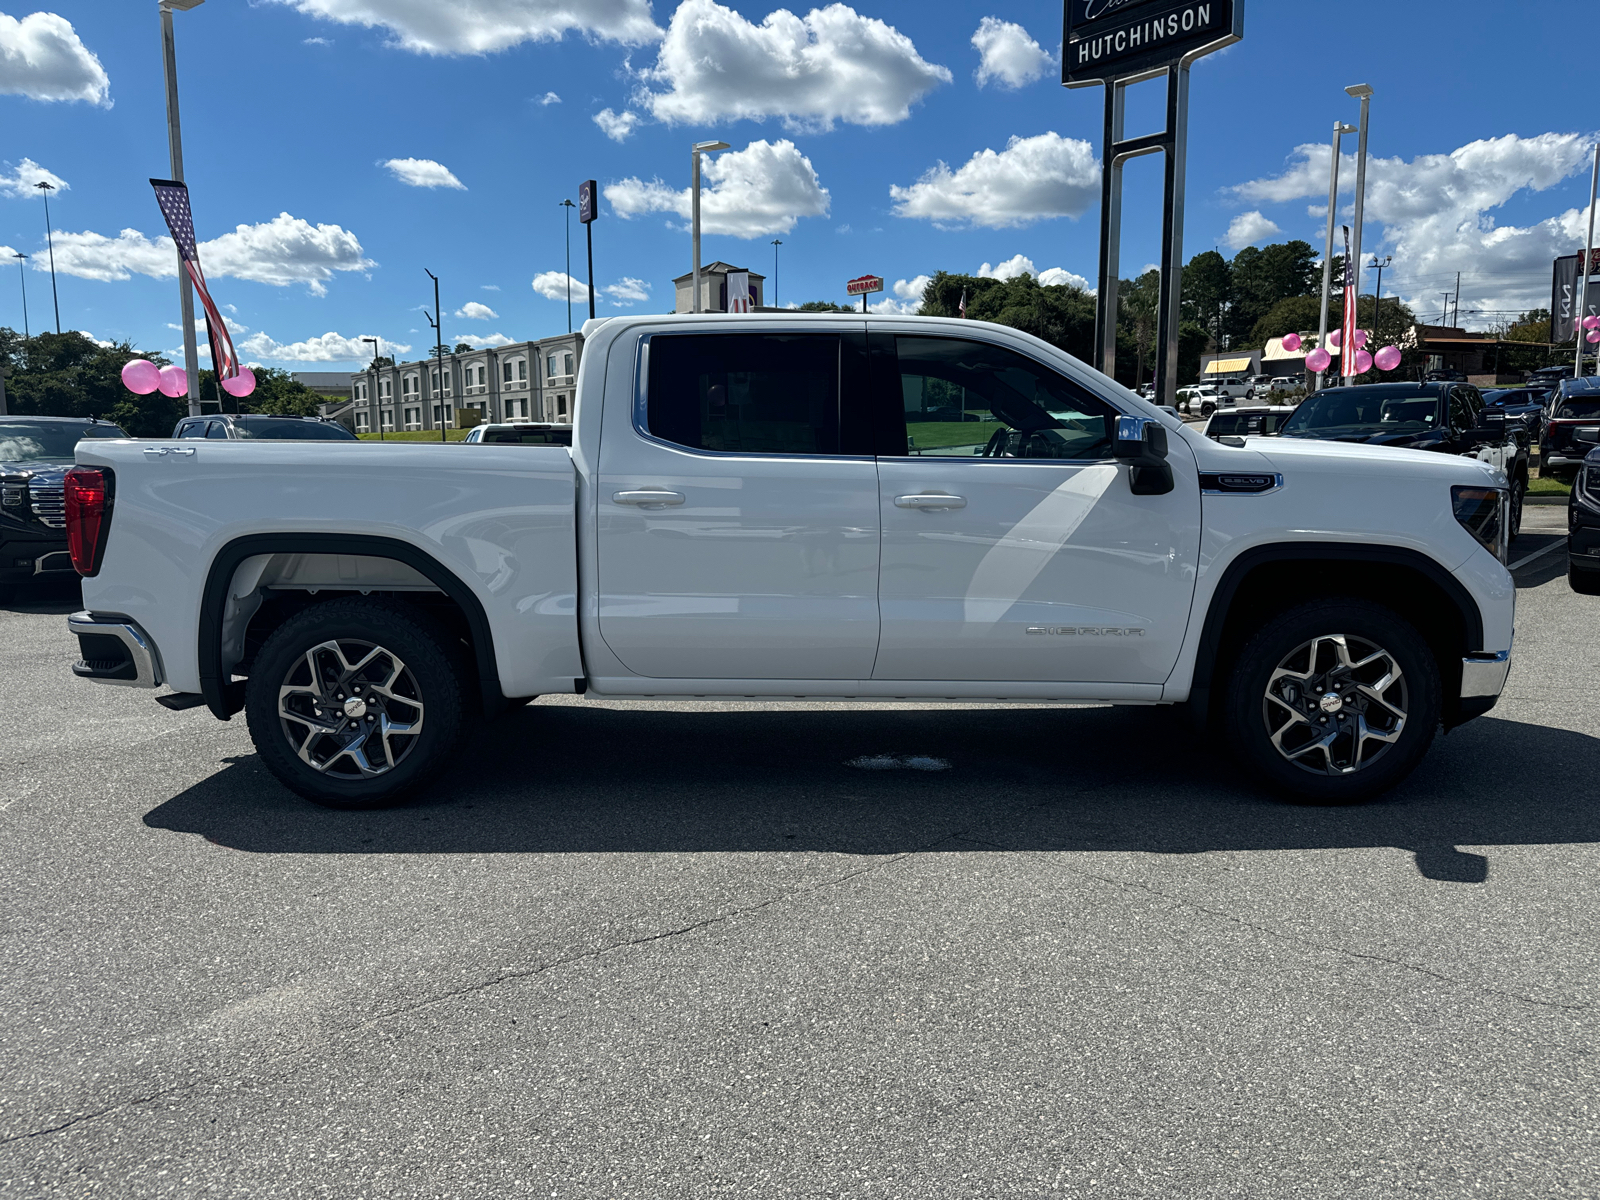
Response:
[1063, 0, 1242, 86]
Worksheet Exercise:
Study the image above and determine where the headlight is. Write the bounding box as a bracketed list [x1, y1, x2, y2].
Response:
[1452, 485, 1508, 563]
[1578, 464, 1600, 510]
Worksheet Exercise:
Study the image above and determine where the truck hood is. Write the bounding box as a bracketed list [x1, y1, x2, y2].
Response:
[0, 458, 71, 479]
[1238, 434, 1504, 483]
[1275, 428, 1438, 450]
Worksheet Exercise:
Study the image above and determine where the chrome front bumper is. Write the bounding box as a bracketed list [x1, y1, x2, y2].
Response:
[1460, 649, 1511, 700]
[67, 611, 164, 688]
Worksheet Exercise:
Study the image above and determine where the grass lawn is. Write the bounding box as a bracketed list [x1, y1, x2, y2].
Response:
[906, 420, 1001, 452]
[358, 429, 473, 442]
[1529, 475, 1571, 496]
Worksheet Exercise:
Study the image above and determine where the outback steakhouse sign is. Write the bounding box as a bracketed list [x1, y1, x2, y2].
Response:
[846, 275, 884, 296]
[1063, 0, 1240, 86]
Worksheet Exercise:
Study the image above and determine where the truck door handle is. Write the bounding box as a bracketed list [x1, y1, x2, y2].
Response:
[612, 489, 685, 508]
[895, 493, 967, 510]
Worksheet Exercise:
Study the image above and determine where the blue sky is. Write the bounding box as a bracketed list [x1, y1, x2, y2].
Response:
[1, 0, 1595, 369]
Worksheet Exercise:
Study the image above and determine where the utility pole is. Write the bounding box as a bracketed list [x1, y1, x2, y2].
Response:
[690, 141, 729, 313]
[1315, 120, 1357, 392]
[34, 182, 61, 334]
[770, 239, 782, 308]
[362, 336, 381, 440]
[1345, 84, 1373, 364]
[1451, 270, 1461, 327]
[12, 252, 28, 339]
[424, 269, 446, 442]
[559, 198, 575, 334]
[1368, 254, 1390, 345]
[159, 0, 205, 416]
[1578, 143, 1600, 376]
[1441, 293, 1452, 325]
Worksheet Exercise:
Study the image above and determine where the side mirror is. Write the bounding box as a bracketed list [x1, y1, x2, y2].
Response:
[1113, 415, 1174, 495]
[1468, 409, 1507, 443]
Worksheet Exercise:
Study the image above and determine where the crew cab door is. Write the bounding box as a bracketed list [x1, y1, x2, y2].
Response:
[594, 327, 880, 680]
[868, 331, 1200, 684]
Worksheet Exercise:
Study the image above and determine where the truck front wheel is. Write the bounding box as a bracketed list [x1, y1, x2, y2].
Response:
[1223, 599, 1441, 804]
[245, 597, 468, 808]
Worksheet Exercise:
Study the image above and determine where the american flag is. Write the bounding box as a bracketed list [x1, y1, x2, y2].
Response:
[1340, 225, 1358, 379]
[150, 178, 239, 382]
[958, 288, 967, 318]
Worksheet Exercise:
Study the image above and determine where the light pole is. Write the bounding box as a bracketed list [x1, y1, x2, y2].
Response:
[1368, 254, 1391, 349]
[559, 198, 575, 334]
[1575, 143, 1598, 377]
[1344, 84, 1373, 382]
[690, 140, 729, 314]
[362, 335, 381, 440]
[770, 238, 782, 308]
[12, 252, 28, 340]
[159, 0, 205, 416]
[424, 269, 446, 443]
[34, 182, 61, 334]
[1315, 119, 1357, 392]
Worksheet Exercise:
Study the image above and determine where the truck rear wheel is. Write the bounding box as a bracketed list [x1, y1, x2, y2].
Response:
[1223, 599, 1441, 804]
[245, 597, 468, 808]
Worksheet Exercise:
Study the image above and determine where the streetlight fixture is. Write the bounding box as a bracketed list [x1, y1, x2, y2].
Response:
[362, 335, 381, 440]
[159, 0, 205, 416]
[690, 140, 729, 314]
[770, 238, 782, 308]
[11, 252, 28, 340]
[559, 198, 575, 334]
[34, 181, 61, 335]
[1368, 254, 1391, 346]
[1314, 119, 1357, 391]
[1344, 84, 1374, 381]
[424, 269, 447, 443]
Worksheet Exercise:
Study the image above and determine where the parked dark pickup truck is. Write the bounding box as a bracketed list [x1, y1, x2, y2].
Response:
[1, 416, 129, 603]
[1539, 376, 1600, 482]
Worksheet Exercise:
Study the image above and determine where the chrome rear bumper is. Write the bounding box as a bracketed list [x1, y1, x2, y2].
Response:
[67, 611, 164, 688]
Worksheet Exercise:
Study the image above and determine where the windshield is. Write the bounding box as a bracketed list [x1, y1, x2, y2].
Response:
[232, 419, 356, 441]
[1555, 398, 1600, 419]
[1207, 411, 1287, 437]
[1280, 386, 1441, 437]
[0, 421, 127, 461]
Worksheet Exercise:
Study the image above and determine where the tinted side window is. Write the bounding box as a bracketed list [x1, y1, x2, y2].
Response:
[895, 336, 1114, 459]
[205, 421, 229, 439]
[176, 420, 205, 439]
[646, 334, 840, 455]
[1448, 390, 1474, 431]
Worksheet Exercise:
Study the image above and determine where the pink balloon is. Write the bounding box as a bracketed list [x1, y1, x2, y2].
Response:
[1280, 332, 1302, 352]
[1306, 348, 1332, 373]
[1588, 330, 1600, 344]
[120, 359, 161, 395]
[1584, 315, 1600, 330]
[1352, 329, 1368, 349]
[220, 367, 256, 398]
[1354, 349, 1373, 373]
[1374, 345, 1402, 371]
[1326, 329, 1341, 349]
[158, 364, 189, 398]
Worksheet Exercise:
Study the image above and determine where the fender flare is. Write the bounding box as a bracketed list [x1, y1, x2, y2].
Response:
[197, 532, 504, 720]
[1185, 541, 1485, 724]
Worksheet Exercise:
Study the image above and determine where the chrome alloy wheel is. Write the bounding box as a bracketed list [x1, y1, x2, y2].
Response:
[1262, 633, 1407, 776]
[277, 639, 425, 777]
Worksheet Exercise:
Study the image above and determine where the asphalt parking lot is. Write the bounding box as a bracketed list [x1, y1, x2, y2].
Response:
[2, 505, 1595, 1198]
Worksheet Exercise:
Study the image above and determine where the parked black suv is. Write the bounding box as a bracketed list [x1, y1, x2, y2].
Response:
[1, 416, 129, 602]
[1278, 381, 1530, 538]
[172, 413, 357, 440]
[1569, 445, 1600, 594]
[1538, 376, 1600, 482]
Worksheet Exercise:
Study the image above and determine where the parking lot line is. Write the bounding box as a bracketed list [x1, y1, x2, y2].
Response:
[1509, 539, 1566, 572]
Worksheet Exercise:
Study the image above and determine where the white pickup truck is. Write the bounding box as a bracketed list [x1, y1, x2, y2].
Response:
[63, 314, 1515, 807]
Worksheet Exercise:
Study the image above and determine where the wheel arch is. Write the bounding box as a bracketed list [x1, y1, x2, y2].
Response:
[198, 533, 504, 721]
[1187, 543, 1484, 731]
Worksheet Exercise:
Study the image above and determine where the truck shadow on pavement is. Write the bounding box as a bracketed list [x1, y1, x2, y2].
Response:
[144, 704, 1599, 883]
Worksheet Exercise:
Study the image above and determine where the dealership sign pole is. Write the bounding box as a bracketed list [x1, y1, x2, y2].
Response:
[1065, 0, 1243, 406]
[847, 274, 883, 313]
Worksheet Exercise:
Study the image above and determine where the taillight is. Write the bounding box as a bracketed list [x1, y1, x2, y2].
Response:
[64, 465, 113, 576]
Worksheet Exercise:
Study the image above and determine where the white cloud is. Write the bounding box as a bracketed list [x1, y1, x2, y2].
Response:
[976, 255, 1092, 292]
[452, 332, 514, 348]
[273, 0, 662, 55]
[481, 284, 500, 290]
[533, 270, 585, 300]
[1231, 131, 1599, 322]
[382, 157, 465, 189]
[1225, 210, 1281, 250]
[593, 108, 642, 142]
[169, 318, 250, 335]
[454, 301, 498, 320]
[0, 157, 68, 199]
[74, 330, 115, 349]
[635, 0, 950, 131]
[868, 274, 931, 315]
[971, 17, 1052, 89]
[0, 12, 110, 105]
[537, 90, 560, 105]
[1037, 266, 1092, 291]
[304, 36, 333, 45]
[606, 138, 829, 238]
[41, 213, 373, 296]
[239, 330, 412, 362]
[603, 276, 651, 306]
[890, 132, 1100, 229]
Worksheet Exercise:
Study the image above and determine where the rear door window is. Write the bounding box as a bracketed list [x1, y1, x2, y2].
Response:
[645, 333, 841, 456]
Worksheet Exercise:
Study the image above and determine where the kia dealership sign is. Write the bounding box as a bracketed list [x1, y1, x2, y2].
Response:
[1063, 0, 1242, 86]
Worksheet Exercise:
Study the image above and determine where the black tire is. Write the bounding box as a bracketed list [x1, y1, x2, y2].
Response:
[1201, 401, 1216, 418]
[1570, 564, 1600, 596]
[1223, 599, 1442, 804]
[245, 597, 469, 808]
[1509, 475, 1525, 543]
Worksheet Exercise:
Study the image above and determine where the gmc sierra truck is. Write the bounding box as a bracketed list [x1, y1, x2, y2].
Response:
[63, 314, 1515, 807]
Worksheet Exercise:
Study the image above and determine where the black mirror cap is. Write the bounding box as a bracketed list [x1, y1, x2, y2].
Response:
[1113, 416, 1169, 460]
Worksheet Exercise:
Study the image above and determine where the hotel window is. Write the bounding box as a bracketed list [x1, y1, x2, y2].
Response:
[563, 351, 574, 377]
[380, 410, 394, 431]
[547, 352, 558, 379]
[517, 358, 527, 382]
[403, 406, 422, 431]
[503, 360, 514, 384]
[354, 411, 370, 432]
[476, 365, 486, 389]
[433, 403, 454, 428]
[556, 393, 569, 421]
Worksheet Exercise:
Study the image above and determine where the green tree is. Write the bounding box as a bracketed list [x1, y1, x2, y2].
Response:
[1250, 294, 1325, 346]
[453, 343, 473, 354]
[1118, 270, 1161, 387]
[798, 300, 852, 312]
[0, 328, 183, 436]
[1229, 240, 1318, 344]
[920, 271, 1096, 362]
[1181, 249, 1231, 343]
[198, 366, 326, 416]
